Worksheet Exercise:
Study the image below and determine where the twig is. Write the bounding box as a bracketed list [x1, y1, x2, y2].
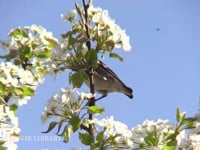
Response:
[82, 0, 95, 136]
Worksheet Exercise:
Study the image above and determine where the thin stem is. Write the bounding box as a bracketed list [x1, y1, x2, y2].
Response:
[82, 0, 95, 136]
[82, 0, 91, 49]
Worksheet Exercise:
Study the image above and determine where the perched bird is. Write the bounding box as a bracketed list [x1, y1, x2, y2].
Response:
[85, 60, 133, 99]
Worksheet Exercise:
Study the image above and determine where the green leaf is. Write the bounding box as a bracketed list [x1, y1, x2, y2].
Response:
[0, 140, 5, 145]
[162, 137, 177, 150]
[185, 117, 197, 122]
[0, 50, 18, 61]
[42, 122, 57, 133]
[176, 108, 186, 124]
[96, 131, 105, 144]
[79, 132, 94, 145]
[183, 118, 196, 129]
[180, 112, 186, 122]
[96, 131, 104, 142]
[109, 52, 124, 61]
[176, 108, 180, 122]
[62, 126, 72, 143]
[68, 35, 76, 48]
[144, 131, 159, 146]
[9, 28, 28, 38]
[96, 131, 105, 147]
[13, 87, 23, 96]
[162, 145, 176, 150]
[165, 131, 177, 144]
[165, 137, 177, 146]
[14, 59, 21, 65]
[9, 104, 18, 114]
[44, 36, 57, 48]
[99, 44, 108, 51]
[23, 46, 32, 58]
[85, 49, 98, 68]
[21, 86, 35, 96]
[106, 134, 120, 144]
[35, 49, 52, 58]
[105, 40, 115, 50]
[0, 145, 6, 150]
[69, 72, 87, 88]
[37, 67, 48, 75]
[56, 120, 65, 134]
[69, 116, 81, 132]
[88, 105, 105, 114]
[0, 82, 6, 95]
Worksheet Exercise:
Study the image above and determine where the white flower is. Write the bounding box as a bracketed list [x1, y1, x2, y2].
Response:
[61, 10, 77, 22]
[41, 107, 48, 123]
[177, 131, 200, 149]
[18, 96, 31, 106]
[87, 5, 132, 52]
[0, 62, 38, 87]
[90, 116, 133, 148]
[0, 62, 40, 106]
[121, 32, 131, 51]
[0, 105, 20, 150]
[80, 92, 94, 100]
[0, 105, 19, 127]
[41, 88, 81, 123]
[131, 119, 175, 149]
[189, 134, 200, 149]
[3, 140, 18, 150]
[0, 62, 18, 86]
[176, 130, 190, 149]
[25, 24, 58, 43]
[17, 69, 35, 85]
[146, 124, 155, 133]
[25, 24, 46, 34]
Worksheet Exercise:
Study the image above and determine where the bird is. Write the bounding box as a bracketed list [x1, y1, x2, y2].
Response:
[85, 60, 133, 99]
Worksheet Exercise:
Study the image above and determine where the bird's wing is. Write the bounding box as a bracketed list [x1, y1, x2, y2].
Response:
[97, 60, 128, 88]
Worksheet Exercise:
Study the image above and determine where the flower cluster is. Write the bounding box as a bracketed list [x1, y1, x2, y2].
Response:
[0, 25, 59, 150]
[177, 131, 200, 149]
[0, 105, 20, 150]
[131, 119, 175, 149]
[7, 25, 58, 52]
[90, 116, 133, 149]
[0, 62, 42, 105]
[177, 122, 200, 149]
[41, 88, 84, 123]
[24, 25, 57, 46]
[61, 5, 131, 53]
[0, 25, 58, 75]
[88, 5, 131, 51]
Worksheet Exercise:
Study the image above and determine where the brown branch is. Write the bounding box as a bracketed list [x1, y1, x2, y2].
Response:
[81, 124, 90, 132]
[82, 0, 91, 50]
[1, 92, 12, 104]
[82, 0, 95, 136]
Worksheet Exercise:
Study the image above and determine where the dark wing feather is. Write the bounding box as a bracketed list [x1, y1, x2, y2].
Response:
[97, 60, 127, 87]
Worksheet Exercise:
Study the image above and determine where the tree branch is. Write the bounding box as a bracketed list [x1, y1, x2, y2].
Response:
[82, 0, 95, 136]
[81, 124, 90, 132]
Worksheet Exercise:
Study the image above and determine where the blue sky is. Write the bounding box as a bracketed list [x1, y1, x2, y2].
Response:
[1, 0, 200, 149]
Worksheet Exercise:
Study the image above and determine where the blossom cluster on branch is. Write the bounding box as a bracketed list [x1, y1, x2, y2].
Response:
[41, 87, 200, 149]
[0, 105, 20, 150]
[0, 1, 199, 150]
[0, 25, 58, 149]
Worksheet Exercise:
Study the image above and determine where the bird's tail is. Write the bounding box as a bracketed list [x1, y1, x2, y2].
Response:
[124, 86, 133, 99]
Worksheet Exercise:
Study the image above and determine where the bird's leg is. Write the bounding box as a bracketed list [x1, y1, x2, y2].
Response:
[95, 93, 107, 101]
[83, 93, 106, 107]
